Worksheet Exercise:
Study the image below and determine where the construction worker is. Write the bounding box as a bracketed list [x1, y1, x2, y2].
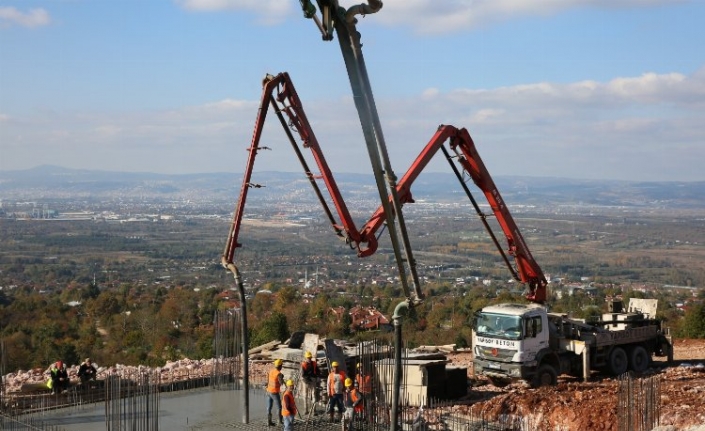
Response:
[342, 377, 363, 431]
[266, 358, 285, 426]
[282, 379, 298, 431]
[49, 361, 69, 395]
[300, 350, 319, 413]
[355, 362, 372, 422]
[326, 361, 346, 423]
[77, 358, 97, 388]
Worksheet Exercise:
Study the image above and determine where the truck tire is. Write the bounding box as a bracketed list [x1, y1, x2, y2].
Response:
[531, 364, 557, 388]
[608, 346, 628, 376]
[629, 345, 650, 373]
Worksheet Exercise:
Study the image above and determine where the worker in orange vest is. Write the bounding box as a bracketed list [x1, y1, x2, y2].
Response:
[355, 362, 372, 422]
[300, 350, 320, 413]
[266, 359, 285, 426]
[282, 379, 298, 431]
[342, 377, 363, 430]
[326, 361, 346, 423]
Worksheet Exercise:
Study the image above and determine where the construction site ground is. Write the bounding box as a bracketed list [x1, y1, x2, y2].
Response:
[241, 338, 705, 430]
[4, 339, 704, 430]
[441, 338, 705, 431]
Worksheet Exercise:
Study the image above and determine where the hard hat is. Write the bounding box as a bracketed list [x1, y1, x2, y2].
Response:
[331, 361, 338, 367]
[345, 378, 353, 387]
[274, 359, 283, 367]
[356, 363, 361, 368]
[286, 379, 294, 387]
[305, 351, 312, 359]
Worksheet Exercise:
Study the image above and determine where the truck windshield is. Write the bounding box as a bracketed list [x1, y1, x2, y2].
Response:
[475, 313, 523, 340]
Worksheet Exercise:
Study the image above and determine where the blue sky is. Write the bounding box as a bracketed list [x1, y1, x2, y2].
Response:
[1, 0, 704, 182]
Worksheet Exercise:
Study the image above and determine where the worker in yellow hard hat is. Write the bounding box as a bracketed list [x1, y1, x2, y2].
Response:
[355, 362, 372, 423]
[343, 377, 363, 429]
[266, 358, 285, 426]
[282, 379, 298, 431]
[300, 351, 320, 414]
[326, 361, 346, 423]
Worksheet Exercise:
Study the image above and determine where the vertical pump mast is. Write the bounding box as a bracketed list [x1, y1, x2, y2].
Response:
[300, 0, 424, 305]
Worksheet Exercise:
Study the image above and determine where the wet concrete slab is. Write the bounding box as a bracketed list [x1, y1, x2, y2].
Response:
[40, 388, 347, 430]
[42, 388, 264, 430]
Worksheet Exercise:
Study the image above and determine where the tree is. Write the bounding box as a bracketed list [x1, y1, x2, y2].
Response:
[679, 302, 705, 338]
[274, 286, 298, 313]
[334, 311, 352, 338]
[251, 312, 290, 347]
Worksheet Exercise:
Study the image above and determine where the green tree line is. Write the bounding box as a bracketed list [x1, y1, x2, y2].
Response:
[3, 279, 703, 374]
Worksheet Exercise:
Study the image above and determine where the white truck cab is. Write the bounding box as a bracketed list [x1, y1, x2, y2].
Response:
[473, 303, 549, 384]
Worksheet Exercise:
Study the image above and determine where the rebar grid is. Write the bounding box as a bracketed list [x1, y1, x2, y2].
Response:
[617, 371, 661, 431]
[0, 413, 68, 431]
[212, 309, 243, 389]
[105, 370, 160, 431]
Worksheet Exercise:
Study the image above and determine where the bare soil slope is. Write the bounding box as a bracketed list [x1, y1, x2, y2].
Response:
[446, 338, 705, 431]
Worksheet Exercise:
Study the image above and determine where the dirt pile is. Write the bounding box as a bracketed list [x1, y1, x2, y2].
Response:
[446, 339, 705, 431]
[2, 358, 215, 394]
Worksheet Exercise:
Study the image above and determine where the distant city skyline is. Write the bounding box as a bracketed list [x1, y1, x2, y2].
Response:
[1, 1, 704, 182]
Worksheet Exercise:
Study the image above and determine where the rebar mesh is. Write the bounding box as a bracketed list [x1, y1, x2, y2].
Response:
[617, 371, 661, 431]
[105, 370, 160, 431]
[212, 309, 243, 389]
[0, 412, 68, 431]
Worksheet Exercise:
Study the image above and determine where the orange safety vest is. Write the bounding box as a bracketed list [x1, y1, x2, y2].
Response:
[345, 388, 364, 413]
[267, 368, 282, 394]
[356, 373, 371, 394]
[282, 389, 297, 417]
[301, 360, 318, 378]
[327, 370, 347, 395]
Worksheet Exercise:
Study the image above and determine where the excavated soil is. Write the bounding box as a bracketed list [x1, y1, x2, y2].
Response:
[446, 338, 705, 431]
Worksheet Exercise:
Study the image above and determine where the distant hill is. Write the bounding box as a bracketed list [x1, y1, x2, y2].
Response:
[1, 165, 704, 209]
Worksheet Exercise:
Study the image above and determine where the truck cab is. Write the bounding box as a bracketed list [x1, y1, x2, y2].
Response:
[473, 303, 550, 385]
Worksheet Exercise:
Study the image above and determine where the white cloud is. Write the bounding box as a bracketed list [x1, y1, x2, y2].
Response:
[373, 0, 683, 34]
[440, 71, 704, 110]
[421, 88, 440, 98]
[0, 7, 50, 28]
[368, 68, 705, 180]
[174, 0, 683, 33]
[176, 0, 292, 24]
[1, 70, 703, 180]
[198, 99, 255, 112]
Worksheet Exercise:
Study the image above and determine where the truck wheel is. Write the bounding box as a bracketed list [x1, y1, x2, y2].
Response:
[608, 347, 628, 376]
[629, 345, 650, 373]
[531, 365, 557, 388]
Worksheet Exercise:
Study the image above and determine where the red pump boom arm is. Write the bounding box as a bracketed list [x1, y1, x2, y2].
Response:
[360, 125, 548, 303]
[222, 72, 380, 267]
[223, 73, 547, 303]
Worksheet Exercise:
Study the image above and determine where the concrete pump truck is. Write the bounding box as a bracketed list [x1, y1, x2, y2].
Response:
[460, 149, 674, 386]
